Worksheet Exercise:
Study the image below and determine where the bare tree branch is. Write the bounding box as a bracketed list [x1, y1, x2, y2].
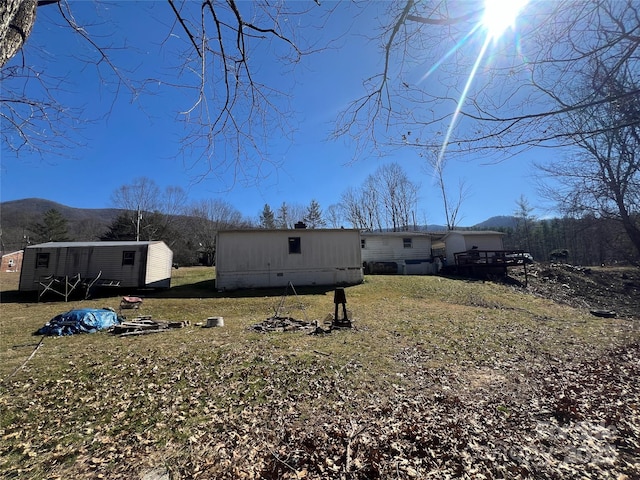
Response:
[537, 55, 640, 256]
[335, 0, 640, 161]
[1, 0, 333, 183]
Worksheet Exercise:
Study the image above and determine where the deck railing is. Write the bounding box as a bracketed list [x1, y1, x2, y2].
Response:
[454, 249, 531, 267]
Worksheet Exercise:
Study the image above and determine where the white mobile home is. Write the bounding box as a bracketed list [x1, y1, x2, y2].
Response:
[19, 241, 173, 292]
[215, 229, 363, 290]
[361, 232, 436, 274]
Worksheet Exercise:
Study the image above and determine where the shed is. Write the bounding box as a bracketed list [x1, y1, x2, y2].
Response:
[360, 232, 436, 274]
[215, 229, 363, 290]
[435, 231, 505, 265]
[19, 241, 173, 293]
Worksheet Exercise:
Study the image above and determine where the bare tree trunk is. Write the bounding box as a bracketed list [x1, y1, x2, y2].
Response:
[0, 0, 37, 67]
[615, 199, 640, 258]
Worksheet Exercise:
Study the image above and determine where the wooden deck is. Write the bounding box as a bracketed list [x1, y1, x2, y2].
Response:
[449, 249, 532, 284]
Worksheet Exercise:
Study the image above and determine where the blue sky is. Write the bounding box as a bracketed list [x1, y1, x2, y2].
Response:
[1, 1, 554, 227]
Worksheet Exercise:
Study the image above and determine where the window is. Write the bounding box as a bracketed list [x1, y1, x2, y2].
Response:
[403, 238, 412, 249]
[288, 237, 301, 254]
[361, 238, 366, 249]
[122, 251, 136, 265]
[36, 253, 50, 268]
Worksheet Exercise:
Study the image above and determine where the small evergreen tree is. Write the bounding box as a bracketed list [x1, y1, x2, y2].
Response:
[276, 202, 289, 229]
[100, 213, 136, 241]
[304, 199, 325, 228]
[259, 204, 276, 229]
[100, 211, 173, 241]
[32, 209, 71, 242]
[514, 195, 535, 252]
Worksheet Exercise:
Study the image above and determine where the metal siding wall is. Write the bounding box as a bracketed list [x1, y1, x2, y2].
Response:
[145, 243, 173, 288]
[446, 234, 467, 264]
[218, 267, 363, 290]
[66, 247, 95, 277]
[216, 230, 362, 290]
[218, 231, 285, 272]
[362, 235, 433, 263]
[52, 248, 68, 275]
[18, 243, 175, 291]
[444, 234, 505, 264]
[18, 248, 37, 291]
[19, 247, 67, 291]
[92, 246, 138, 287]
[361, 236, 394, 262]
[19, 247, 83, 290]
[80, 245, 140, 287]
[466, 235, 504, 251]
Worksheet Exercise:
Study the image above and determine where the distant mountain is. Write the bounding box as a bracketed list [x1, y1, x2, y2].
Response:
[1, 198, 120, 226]
[472, 215, 517, 229]
[0, 198, 121, 251]
[419, 217, 517, 231]
[424, 224, 448, 232]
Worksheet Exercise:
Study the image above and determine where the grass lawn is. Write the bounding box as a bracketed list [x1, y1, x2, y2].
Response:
[1, 267, 638, 479]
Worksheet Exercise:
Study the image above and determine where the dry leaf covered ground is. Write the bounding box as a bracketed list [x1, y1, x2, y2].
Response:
[1, 266, 638, 479]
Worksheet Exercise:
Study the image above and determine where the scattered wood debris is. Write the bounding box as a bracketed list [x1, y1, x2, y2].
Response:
[250, 314, 353, 334]
[111, 316, 190, 337]
[250, 316, 315, 333]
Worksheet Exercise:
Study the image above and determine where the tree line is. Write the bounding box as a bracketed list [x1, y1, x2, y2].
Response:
[9, 182, 639, 267]
[498, 216, 637, 267]
[490, 196, 639, 266]
[6, 163, 421, 265]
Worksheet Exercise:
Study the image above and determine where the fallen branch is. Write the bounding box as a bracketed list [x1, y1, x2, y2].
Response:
[118, 329, 170, 337]
[2, 336, 45, 383]
[265, 443, 299, 476]
[345, 420, 368, 475]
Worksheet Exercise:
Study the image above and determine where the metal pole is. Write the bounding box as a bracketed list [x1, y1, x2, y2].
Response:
[136, 208, 142, 242]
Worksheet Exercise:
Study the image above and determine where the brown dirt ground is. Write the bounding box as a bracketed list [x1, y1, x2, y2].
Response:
[510, 263, 640, 319]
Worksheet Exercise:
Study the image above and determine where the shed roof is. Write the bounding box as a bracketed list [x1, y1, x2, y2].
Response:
[361, 231, 432, 237]
[218, 228, 360, 234]
[26, 241, 165, 249]
[443, 230, 505, 237]
[429, 230, 505, 247]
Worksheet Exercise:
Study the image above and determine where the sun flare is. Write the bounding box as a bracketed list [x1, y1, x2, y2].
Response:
[432, 0, 530, 174]
[483, 0, 528, 39]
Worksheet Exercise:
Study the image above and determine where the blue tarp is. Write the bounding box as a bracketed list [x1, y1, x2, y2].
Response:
[36, 308, 121, 336]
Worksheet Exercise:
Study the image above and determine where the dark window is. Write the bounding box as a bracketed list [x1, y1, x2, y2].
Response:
[122, 251, 136, 265]
[288, 237, 301, 254]
[36, 253, 50, 268]
[361, 239, 366, 249]
[403, 238, 412, 248]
